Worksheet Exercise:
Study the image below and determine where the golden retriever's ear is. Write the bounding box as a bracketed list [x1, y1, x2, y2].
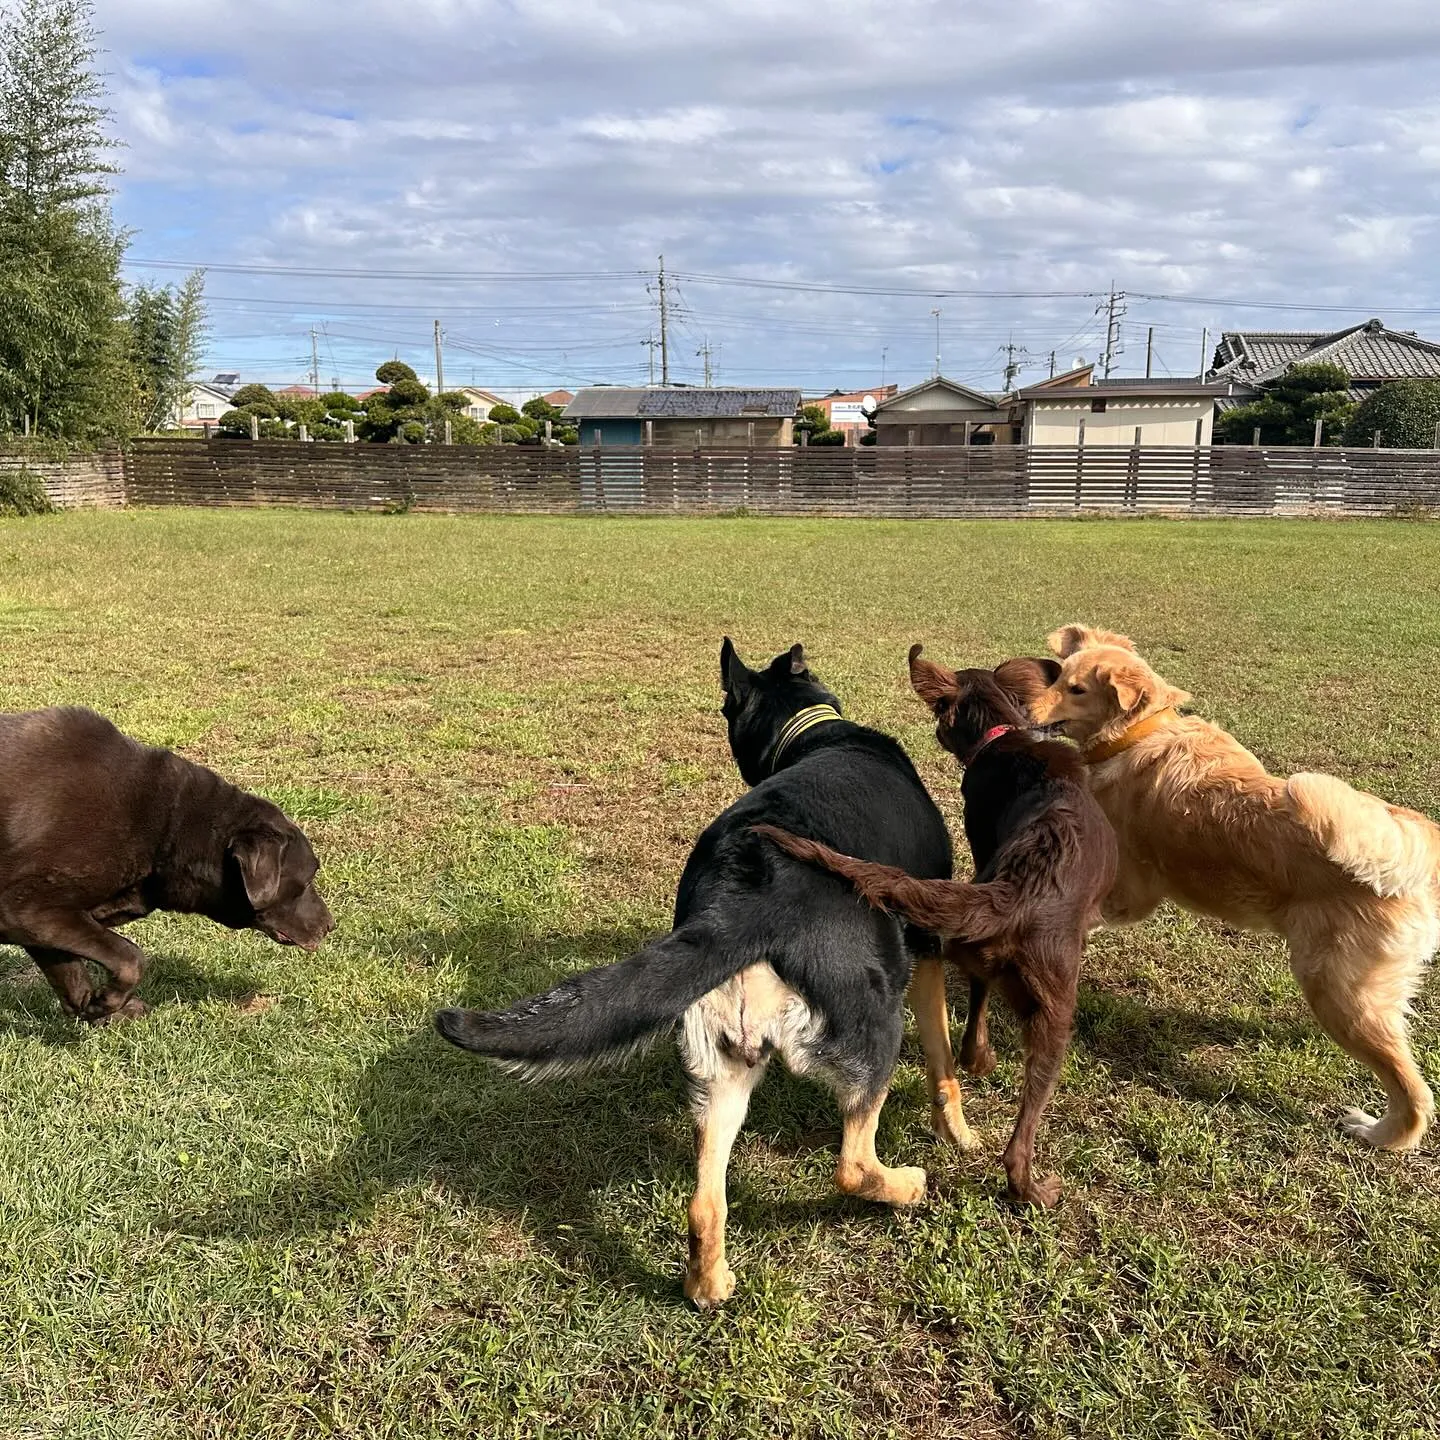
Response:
[1101, 656, 1180, 716]
[907, 644, 959, 711]
[1106, 665, 1147, 714]
[1047, 623, 1137, 657]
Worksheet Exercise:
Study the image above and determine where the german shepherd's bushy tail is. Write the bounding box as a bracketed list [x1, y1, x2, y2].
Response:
[751, 824, 1015, 941]
[435, 922, 754, 1081]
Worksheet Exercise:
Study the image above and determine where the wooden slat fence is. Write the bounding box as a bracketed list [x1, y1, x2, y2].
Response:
[0, 447, 125, 509]
[7, 440, 1440, 518]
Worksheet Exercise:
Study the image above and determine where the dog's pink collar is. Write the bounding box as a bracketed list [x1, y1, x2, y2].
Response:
[964, 724, 1014, 766]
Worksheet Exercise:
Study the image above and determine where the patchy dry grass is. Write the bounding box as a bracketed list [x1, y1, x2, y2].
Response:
[1, 509, 1438, 1439]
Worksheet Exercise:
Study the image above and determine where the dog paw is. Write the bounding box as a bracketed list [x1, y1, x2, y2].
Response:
[1340, 1108, 1425, 1151]
[685, 1264, 737, 1309]
[839, 1162, 928, 1207]
[961, 1045, 998, 1078]
[931, 1101, 982, 1153]
[1008, 1172, 1063, 1209]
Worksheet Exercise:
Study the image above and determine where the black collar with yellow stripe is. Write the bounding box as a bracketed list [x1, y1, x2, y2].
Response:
[767, 704, 845, 775]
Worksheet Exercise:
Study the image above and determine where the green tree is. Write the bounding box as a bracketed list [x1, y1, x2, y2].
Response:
[0, 0, 130, 441]
[1214, 361, 1356, 447]
[125, 269, 207, 431]
[794, 402, 844, 446]
[359, 362, 488, 444]
[1344, 379, 1440, 449]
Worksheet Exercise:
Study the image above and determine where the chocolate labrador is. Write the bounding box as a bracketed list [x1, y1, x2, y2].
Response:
[0, 707, 333, 1023]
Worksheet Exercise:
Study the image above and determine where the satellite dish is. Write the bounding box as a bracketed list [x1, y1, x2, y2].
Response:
[860, 394, 878, 415]
[1074, 356, 1087, 369]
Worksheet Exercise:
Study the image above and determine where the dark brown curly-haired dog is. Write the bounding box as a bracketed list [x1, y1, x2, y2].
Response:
[756, 645, 1116, 1206]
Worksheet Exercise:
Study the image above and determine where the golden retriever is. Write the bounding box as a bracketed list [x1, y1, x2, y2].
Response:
[1027, 623, 1439, 1151]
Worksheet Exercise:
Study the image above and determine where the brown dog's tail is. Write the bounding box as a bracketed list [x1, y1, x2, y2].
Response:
[751, 824, 1014, 942]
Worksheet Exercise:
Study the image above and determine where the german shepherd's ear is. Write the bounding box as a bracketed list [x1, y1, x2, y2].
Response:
[720, 636, 752, 694]
[763, 643, 808, 677]
[907, 643, 960, 712]
[1047, 623, 1137, 658]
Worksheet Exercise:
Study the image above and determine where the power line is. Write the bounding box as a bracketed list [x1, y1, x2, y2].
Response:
[126, 255, 1440, 313]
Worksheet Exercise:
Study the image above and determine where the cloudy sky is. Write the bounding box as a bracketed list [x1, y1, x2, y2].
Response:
[96, 0, 1440, 396]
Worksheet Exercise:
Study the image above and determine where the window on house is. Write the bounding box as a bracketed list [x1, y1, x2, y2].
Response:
[198, 404, 215, 418]
[1090, 398, 1107, 413]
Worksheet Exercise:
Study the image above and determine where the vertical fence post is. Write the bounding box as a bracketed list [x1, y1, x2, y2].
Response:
[344, 419, 355, 442]
[1191, 416, 1204, 509]
[1252, 426, 1261, 447]
[1373, 430, 1382, 448]
[1074, 418, 1085, 510]
[298, 423, 309, 443]
[1126, 425, 1141, 509]
[250, 413, 259, 441]
[644, 420, 653, 447]
[1433, 420, 1440, 449]
[1313, 417, 1324, 447]
[444, 419, 453, 445]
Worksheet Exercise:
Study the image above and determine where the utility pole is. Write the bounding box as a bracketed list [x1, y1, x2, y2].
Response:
[881, 346, 888, 391]
[1100, 282, 1127, 379]
[309, 328, 320, 394]
[1145, 326, 1154, 379]
[433, 320, 446, 395]
[642, 335, 658, 386]
[1002, 337, 1025, 391]
[1199, 326, 1210, 379]
[697, 338, 713, 387]
[931, 309, 942, 378]
[657, 254, 670, 386]
[1048, 350, 1057, 378]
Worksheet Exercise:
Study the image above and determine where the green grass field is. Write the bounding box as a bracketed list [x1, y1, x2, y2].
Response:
[1, 510, 1438, 1439]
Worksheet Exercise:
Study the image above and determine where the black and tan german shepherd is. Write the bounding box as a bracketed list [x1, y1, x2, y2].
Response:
[436, 639, 962, 1307]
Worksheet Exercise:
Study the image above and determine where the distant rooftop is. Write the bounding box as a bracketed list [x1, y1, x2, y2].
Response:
[564, 386, 801, 420]
[1210, 318, 1440, 399]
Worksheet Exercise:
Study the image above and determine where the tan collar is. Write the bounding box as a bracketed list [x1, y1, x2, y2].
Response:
[1085, 708, 1177, 764]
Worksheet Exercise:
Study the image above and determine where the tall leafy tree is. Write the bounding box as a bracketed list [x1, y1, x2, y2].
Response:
[127, 269, 209, 431]
[0, 0, 130, 441]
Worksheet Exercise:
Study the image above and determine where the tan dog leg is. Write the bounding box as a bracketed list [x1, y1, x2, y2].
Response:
[684, 1054, 765, 1308]
[835, 1090, 927, 1205]
[908, 957, 979, 1149]
[1296, 966, 1434, 1151]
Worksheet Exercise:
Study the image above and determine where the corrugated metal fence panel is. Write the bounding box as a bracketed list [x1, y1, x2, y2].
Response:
[9, 441, 1440, 518]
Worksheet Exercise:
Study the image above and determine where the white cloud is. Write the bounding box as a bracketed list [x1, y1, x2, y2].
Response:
[91, 0, 1440, 391]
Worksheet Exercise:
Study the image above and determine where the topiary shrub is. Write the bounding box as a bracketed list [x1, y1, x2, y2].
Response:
[375, 360, 418, 386]
[488, 403, 522, 425]
[1345, 380, 1440, 448]
[0, 466, 55, 516]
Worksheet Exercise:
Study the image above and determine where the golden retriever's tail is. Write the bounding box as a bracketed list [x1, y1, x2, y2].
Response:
[1286, 773, 1440, 897]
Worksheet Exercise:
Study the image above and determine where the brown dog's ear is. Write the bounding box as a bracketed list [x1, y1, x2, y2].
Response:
[230, 829, 289, 910]
[1047, 624, 1137, 658]
[907, 644, 960, 711]
[992, 657, 1061, 709]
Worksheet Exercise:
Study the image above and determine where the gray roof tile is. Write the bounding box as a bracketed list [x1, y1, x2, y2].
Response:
[1211, 320, 1440, 387]
[564, 386, 801, 420]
